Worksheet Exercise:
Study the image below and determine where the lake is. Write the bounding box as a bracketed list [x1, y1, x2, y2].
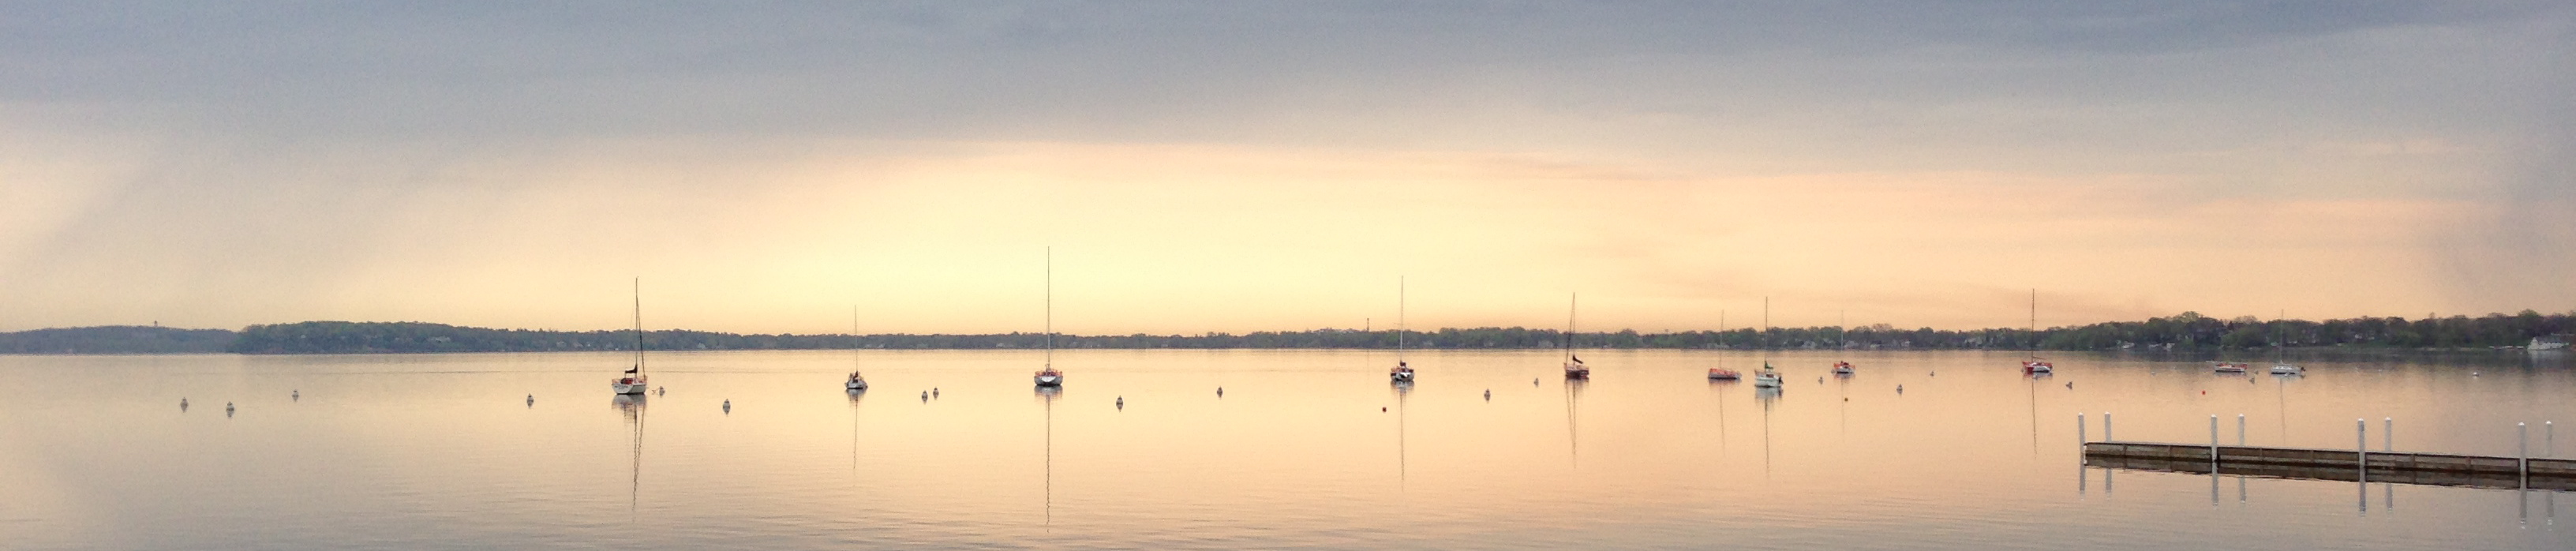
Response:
[2, 348, 2571, 549]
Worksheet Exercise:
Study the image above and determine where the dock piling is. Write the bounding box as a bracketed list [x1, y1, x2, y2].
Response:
[2105, 412, 2114, 442]
[2385, 418, 2393, 452]
[2237, 414, 2245, 446]
[2210, 415, 2219, 459]
[2077, 413, 2086, 444]
[2357, 419, 2368, 484]
[2522, 422, 2530, 487]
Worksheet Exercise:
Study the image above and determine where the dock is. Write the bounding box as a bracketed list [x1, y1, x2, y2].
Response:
[2084, 442, 2576, 491]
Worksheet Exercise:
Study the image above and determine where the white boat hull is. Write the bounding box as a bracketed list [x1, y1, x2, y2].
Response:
[1035, 375, 1062, 387]
[846, 380, 867, 390]
[1390, 372, 1415, 382]
[612, 380, 648, 395]
[1754, 376, 1782, 388]
[2270, 365, 2303, 375]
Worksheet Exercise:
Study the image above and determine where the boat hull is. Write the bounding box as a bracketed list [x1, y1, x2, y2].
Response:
[612, 378, 648, 395]
[1035, 375, 1063, 387]
[1390, 371, 1415, 382]
[845, 380, 868, 390]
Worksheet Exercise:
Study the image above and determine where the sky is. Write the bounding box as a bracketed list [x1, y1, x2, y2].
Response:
[1, 2, 2570, 335]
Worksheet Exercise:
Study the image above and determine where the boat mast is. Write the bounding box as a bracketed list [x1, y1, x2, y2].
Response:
[1565, 292, 1577, 362]
[2027, 288, 2037, 358]
[632, 277, 645, 377]
[1396, 276, 1406, 365]
[1045, 246, 1054, 369]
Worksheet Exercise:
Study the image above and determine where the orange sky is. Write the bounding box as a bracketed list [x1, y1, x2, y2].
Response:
[0, 5, 2567, 334]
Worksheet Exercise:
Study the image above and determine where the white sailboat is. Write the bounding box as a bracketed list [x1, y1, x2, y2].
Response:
[1562, 292, 1589, 379]
[1035, 248, 1064, 388]
[2268, 317, 2303, 375]
[612, 278, 650, 395]
[2020, 290, 2054, 375]
[1390, 276, 1415, 383]
[1753, 362, 1783, 388]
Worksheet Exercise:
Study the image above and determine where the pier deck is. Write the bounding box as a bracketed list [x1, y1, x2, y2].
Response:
[2083, 441, 2576, 491]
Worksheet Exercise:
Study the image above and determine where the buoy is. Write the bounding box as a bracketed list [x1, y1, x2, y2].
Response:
[1216, 387, 1224, 396]
[1896, 385, 1904, 393]
[525, 394, 534, 407]
[225, 402, 234, 412]
[290, 390, 299, 400]
[180, 398, 189, 410]
[2065, 382, 2073, 389]
[722, 399, 732, 413]
[920, 391, 929, 401]
[1116, 395, 1125, 409]
[1382, 407, 1388, 412]
[1533, 378, 1540, 386]
[933, 388, 940, 398]
[1484, 389, 1492, 400]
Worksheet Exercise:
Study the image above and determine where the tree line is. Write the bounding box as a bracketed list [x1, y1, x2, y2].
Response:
[2, 310, 2568, 354]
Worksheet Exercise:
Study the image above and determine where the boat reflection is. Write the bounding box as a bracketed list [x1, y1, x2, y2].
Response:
[1756, 385, 1780, 475]
[1391, 380, 1411, 483]
[613, 393, 647, 515]
[1563, 377, 1586, 468]
[1036, 384, 1059, 527]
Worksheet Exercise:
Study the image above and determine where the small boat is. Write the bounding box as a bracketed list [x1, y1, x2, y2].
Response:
[612, 278, 650, 395]
[1753, 362, 1783, 388]
[1032, 247, 1065, 388]
[1392, 277, 1417, 383]
[845, 371, 869, 391]
[2019, 290, 2053, 375]
[1561, 292, 1589, 379]
[2269, 363, 2305, 375]
[1708, 368, 1741, 380]
[2212, 362, 2248, 373]
[1832, 361, 1855, 376]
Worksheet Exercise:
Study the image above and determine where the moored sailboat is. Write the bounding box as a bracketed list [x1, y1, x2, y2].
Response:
[1391, 277, 1416, 383]
[612, 278, 650, 395]
[1562, 293, 1589, 379]
[1753, 362, 1783, 388]
[2020, 290, 2053, 375]
[1035, 248, 1064, 388]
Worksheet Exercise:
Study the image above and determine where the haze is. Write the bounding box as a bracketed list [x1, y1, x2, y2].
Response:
[2, 2, 2569, 335]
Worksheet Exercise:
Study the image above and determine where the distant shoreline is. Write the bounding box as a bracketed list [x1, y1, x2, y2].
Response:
[2, 311, 2567, 355]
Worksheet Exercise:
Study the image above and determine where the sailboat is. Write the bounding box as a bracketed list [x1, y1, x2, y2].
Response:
[1832, 361, 1855, 376]
[1709, 309, 1740, 380]
[1754, 361, 1783, 388]
[1035, 248, 1064, 388]
[1562, 293, 1589, 379]
[2268, 317, 2304, 375]
[2020, 290, 2054, 375]
[1390, 276, 1415, 383]
[612, 278, 650, 395]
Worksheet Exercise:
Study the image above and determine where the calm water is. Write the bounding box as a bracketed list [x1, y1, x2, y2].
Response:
[2, 349, 2573, 549]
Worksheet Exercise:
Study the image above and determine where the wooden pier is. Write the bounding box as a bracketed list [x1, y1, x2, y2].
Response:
[2084, 442, 2576, 491]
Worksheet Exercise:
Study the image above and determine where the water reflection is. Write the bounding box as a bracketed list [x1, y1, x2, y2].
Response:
[1709, 379, 1734, 453]
[1036, 385, 1060, 527]
[1757, 385, 1780, 476]
[1563, 377, 1586, 468]
[614, 393, 648, 515]
[1391, 380, 1412, 483]
[847, 388, 865, 474]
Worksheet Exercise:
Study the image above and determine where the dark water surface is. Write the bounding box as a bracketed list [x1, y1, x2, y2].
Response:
[2, 349, 2571, 549]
